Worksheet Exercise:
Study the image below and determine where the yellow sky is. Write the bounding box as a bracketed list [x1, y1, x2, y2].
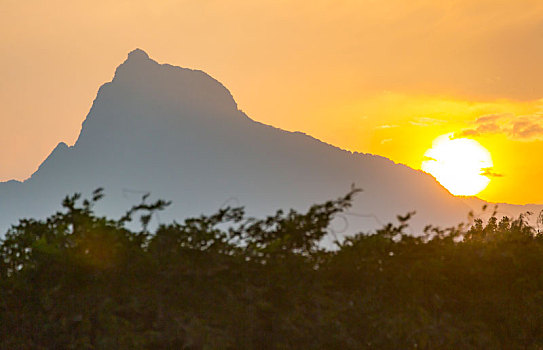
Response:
[1, 0, 543, 204]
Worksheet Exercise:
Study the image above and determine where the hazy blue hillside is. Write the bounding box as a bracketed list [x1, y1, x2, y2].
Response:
[0, 49, 536, 236]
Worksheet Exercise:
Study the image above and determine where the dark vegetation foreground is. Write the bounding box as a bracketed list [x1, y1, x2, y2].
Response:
[1, 189, 543, 349]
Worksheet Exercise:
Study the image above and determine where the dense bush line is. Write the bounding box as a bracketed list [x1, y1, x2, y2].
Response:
[1, 189, 543, 349]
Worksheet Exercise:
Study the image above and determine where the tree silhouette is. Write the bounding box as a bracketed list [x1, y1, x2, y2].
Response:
[2, 189, 543, 348]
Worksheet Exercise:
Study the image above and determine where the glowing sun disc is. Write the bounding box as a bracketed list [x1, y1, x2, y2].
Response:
[422, 134, 493, 196]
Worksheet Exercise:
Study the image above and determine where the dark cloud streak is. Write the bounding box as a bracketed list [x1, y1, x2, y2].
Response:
[481, 168, 504, 178]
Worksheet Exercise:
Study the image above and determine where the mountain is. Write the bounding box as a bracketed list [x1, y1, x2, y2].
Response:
[0, 49, 539, 237]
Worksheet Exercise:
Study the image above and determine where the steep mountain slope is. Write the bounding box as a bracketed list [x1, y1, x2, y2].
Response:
[0, 50, 535, 236]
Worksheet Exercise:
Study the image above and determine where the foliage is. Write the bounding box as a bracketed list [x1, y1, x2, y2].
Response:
[2, 189, 543, 349]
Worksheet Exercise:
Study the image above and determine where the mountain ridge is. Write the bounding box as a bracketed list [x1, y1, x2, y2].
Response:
[0, 49, 538, 237]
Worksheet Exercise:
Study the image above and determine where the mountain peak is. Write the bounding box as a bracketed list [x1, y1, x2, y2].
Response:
[112, 48, 158, 81]
[74, 49, 241, 150]
[127, 48, 149, 60]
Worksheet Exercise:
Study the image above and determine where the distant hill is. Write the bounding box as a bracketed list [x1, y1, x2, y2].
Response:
[0, 49, 539, 237]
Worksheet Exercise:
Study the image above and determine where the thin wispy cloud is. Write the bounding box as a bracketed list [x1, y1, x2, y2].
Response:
[375, 124, 399, 129]
[409, 117, 447, 127]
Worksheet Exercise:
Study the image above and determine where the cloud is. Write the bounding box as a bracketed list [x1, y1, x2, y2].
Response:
[455, 114, 543, 141]
[375, 124, 399, 129]
[475, 114, 502, 124]
[510, 118, 543, 139]
[380, 138, 393, 144]
[409, 117, 447, 127]
[455, 121, 501, 137]
[481, 167, 504, 178]
[422, 155, 436, 161]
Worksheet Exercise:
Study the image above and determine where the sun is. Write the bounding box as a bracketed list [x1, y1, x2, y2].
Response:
[421, 133, 493, 196]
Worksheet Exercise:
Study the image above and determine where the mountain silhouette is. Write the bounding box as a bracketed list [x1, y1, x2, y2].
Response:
[0, 49, 538, 237]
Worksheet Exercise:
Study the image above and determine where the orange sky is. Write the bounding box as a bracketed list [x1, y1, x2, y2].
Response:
[1, 0, 543, 204]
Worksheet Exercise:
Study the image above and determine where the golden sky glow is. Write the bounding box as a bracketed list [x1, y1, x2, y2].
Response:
[1, 0, 543, 204]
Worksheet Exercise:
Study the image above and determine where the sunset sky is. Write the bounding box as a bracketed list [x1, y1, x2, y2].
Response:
[2, 0, 543, 204]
